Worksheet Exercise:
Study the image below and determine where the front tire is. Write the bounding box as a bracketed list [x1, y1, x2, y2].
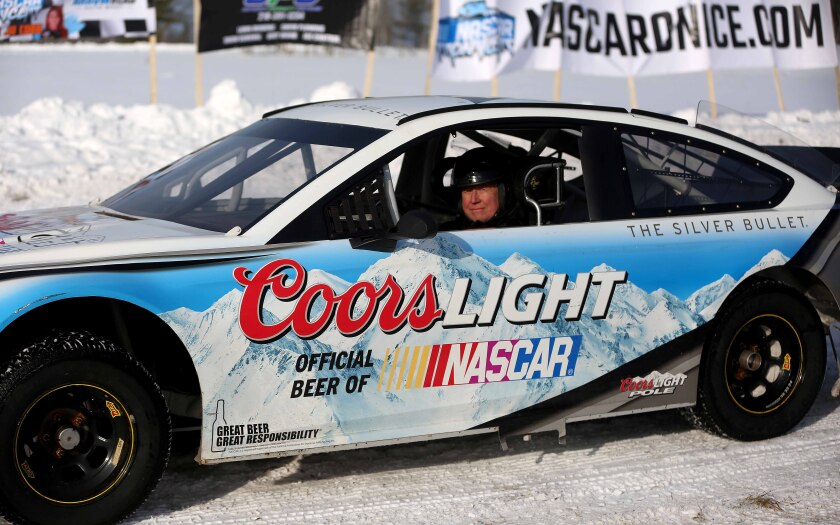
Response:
[689, 284, 826, 441]
[0, 332, 170, 525]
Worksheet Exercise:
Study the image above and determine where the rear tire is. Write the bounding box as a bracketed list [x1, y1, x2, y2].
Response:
[0, 332, 170, 525]
[688, 283, 825, 441]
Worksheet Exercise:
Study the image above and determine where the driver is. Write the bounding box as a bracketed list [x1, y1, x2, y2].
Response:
[442, 148, 519, 230]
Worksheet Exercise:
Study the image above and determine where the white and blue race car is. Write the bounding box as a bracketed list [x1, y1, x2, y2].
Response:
[1, 97, 839, 524]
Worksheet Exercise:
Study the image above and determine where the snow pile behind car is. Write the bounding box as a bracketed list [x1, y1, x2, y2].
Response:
[0, 80, 358, 212]
[0, 84, 838, 214]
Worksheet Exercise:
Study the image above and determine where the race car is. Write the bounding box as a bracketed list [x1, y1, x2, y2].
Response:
[1, 97, 839, 525]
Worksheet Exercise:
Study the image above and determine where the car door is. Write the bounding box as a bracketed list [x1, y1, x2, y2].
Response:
[201, 120, 602, 450]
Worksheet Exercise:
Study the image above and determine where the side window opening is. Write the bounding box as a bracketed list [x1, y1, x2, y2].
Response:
[622, 132, 788, 214]
[431, 126, 588, 230]
[275, 124, 590, 245]
[325, 166, 399, 240]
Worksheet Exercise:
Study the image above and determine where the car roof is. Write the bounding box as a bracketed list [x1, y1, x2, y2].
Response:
[265, 96, 490, 130]
[264, 96, 684, 131]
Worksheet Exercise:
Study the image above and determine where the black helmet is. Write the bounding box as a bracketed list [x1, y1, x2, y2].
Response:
[452, 148, 505, 189]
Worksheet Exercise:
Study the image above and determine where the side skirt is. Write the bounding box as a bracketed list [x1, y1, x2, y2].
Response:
[196, 427, 498, 465]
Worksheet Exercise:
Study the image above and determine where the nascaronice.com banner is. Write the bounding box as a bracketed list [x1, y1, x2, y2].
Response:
[0, 0, 156, 42]
[198, 0, 379, 53]
[434, 0, 838, 81]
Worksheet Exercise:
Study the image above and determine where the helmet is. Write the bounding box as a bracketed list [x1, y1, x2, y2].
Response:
[452, 148, 505, 189]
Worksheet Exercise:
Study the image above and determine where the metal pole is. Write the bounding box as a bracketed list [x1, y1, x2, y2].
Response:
[194, 0, 203, 107]
[363, 50, 376, 97]
[627, 75, 638, 109]
[149, 33, 158, 105]
[772, 66, 785, 112]
[424, 0, 441, 96]
[835, 65, 840, 110]
[705, 69, 717, 119]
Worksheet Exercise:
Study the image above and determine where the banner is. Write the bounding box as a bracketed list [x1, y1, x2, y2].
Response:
[434, 0, 838, 81]
[199, 0, 379, 53]
[1, 0, 156, 42]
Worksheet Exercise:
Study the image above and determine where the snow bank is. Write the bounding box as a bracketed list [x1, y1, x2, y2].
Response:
[1, 86, 839, 212]
[286, 81, 360, 107]
[0, 80, 357, 211]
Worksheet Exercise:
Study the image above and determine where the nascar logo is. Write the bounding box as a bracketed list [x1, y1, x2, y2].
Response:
[377, 336, 581, 391]
[438, 1, 516, 61]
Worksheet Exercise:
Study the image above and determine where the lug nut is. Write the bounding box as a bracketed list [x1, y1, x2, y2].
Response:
[71, 412, 86, 428]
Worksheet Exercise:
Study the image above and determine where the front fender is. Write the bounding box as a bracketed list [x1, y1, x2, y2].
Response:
[0, 272, 174, 332]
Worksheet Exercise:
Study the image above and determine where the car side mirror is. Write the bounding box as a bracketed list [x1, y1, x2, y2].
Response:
[350, 210, 438, 252]
[393, 209, 437, 240]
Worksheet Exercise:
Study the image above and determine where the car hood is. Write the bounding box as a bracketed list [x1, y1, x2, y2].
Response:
[0, 206, 256, 272]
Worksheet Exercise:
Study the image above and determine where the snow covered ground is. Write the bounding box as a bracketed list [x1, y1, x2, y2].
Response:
[133, 360, 840, 524]
[1, 44, 840, 524]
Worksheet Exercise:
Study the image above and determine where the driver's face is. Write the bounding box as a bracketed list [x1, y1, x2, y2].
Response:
[461, 183, 499, 223]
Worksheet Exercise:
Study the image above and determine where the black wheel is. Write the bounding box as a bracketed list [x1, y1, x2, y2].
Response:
[688, 283, 826, 441]
[0, 332, 171, 525]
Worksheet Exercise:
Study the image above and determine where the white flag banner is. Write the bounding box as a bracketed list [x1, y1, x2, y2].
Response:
[433, 0, 837, 80]
[517, 0, 714, 77]
[705, 0, 837, 71]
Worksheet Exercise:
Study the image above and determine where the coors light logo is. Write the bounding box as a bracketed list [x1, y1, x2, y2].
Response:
[233, 258, 627, 341]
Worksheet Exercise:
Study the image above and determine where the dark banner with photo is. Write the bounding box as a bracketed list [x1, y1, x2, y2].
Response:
[199, 0, 379, 53]
[0, 0, 156, 42]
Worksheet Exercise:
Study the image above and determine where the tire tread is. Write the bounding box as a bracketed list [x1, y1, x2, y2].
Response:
[684, 280, 825, 441]
[0, 331, 171, 525]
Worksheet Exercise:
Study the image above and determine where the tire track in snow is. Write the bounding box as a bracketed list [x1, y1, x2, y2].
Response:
[127, 358, 840, 525]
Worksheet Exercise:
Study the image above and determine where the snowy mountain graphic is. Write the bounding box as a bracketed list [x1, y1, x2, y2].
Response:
[688, 249, 789, 320]
[685, 274, 736, 316]
[500, 255, 703, 379]
[160, 237, 788, 448]
[633, 370, 685, 383]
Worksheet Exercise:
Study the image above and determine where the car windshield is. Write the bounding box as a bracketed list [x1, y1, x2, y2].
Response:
[695, 101, 840, 189]
[102, 118, 388, 233]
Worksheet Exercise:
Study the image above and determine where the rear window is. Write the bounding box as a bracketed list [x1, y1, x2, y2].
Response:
[621, 131, 790, 216]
